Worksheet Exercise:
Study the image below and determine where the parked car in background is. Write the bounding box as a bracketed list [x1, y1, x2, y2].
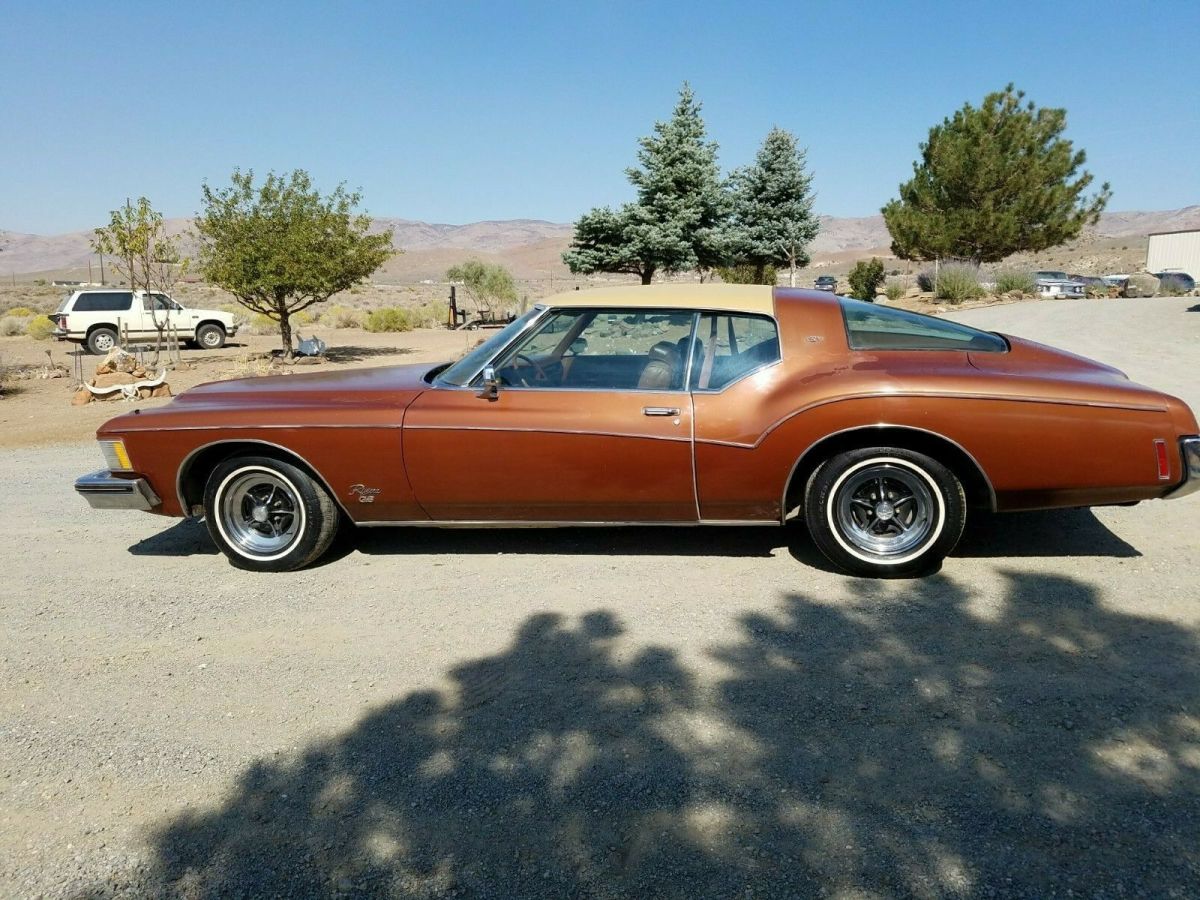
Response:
[75, 284, 1200, 578]
[813, 275, 838, 293]
[1153, 271, 1196, 294]
[1033, 271, 1085, 299]
[51, 289, 239, 354]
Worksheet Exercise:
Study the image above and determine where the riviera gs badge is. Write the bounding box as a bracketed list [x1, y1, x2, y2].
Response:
[348, 484, 382, 503]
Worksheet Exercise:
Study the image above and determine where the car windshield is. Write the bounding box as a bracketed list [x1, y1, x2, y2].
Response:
[436, 307, 543, 386]
[1037, 271, 1069, 280]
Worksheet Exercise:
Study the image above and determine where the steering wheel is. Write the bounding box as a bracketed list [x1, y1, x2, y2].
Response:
[514, 352, 550, 386]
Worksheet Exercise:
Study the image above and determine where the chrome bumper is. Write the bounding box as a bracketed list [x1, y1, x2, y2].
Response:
[1165, 436, 1200, 500]
[74, 470, 161, 510]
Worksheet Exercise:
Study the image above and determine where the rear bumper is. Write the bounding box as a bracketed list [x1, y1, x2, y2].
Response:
[74, 470, 161, 510]
[1165, 436, 1200, 499]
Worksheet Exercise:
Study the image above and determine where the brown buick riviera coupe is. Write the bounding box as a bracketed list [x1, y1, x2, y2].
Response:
[76, 285, 1199, 577]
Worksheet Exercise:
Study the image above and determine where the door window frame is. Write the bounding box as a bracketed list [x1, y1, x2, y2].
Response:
[436, 304, 781, 395]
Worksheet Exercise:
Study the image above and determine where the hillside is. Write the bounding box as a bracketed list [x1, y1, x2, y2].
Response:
[2, 206, 1197, 283]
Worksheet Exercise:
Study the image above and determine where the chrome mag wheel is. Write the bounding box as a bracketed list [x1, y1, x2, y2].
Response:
[217, 469, 304, 559]
[832, 461, 937, 559]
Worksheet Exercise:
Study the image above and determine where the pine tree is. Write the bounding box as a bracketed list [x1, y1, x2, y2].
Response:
[727, 128, 819, 286]
[564, 84, 729, 283]
[882, 85, 1110, 265]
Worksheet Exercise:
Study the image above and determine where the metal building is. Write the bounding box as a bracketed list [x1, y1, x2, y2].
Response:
[1146, 229, 1200, 278]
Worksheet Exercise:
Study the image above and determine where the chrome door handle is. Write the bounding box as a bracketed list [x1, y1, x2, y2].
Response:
[643, 407, 680, 416]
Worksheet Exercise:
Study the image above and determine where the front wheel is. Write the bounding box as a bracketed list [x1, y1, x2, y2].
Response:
[203, 455, 339, 571]
[804, 447, 965, 578]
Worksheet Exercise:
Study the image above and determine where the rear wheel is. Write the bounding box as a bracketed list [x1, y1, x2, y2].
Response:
[87, 327, 119, 355]
[203, 455, 339, 571]
[804, 447, 965, 577]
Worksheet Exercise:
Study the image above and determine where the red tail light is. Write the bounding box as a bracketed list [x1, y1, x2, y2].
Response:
[1154, 439, 1170, 480]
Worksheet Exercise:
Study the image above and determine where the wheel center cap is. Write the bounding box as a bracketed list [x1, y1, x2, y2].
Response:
[251, 505, 269, 523]
[875, 501, 895, 521]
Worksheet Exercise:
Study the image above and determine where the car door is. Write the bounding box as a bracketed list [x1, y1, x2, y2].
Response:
[403, 307, 698, 522]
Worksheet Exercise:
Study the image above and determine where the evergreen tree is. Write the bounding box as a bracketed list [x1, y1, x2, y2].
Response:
[564, 84, 728, 283]
[882, 85, 1110, 265]
[728, 127, 819, 286]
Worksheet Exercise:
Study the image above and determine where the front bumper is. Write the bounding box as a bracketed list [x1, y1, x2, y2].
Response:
[75, 470, 161, 510]
[1165, 436, 1200, 499]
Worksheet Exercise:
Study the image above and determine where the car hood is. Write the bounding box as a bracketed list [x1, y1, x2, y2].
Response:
[175, 361, 438, 406]
[99, 362, 443, 435]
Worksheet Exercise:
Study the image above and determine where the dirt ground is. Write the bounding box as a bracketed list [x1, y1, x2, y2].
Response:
[1, 296, 1198, 898]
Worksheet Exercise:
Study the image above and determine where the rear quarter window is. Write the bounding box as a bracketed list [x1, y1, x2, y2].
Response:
[72, 292, 134, 312]
[839, 298, 1007, 352]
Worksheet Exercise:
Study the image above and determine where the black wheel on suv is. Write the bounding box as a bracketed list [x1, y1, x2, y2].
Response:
[203, 455, 340, 572]
[195, 323, 226, 350]
[86, 327, 119, 355]
[804, 447, 966, 578]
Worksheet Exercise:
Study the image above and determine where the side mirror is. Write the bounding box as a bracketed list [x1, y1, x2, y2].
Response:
[478, 365, 500, 401]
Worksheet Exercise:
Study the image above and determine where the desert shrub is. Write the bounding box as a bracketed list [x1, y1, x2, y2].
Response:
[26, 316, 55, 340]
[365, 307, 414, 333]
[993, 268, 1036, 295]
[1, 316, 26, 337]
[320, 305, 365, 328]
[935, 264, 984, 304]
[4, 306, 35, 318]
[916, 270, 935, 292]
[238, 313, 277, 335]
[291, 309, 318, 326]
[410, 301, 450, 329]
[883, 279, 905, 302]
[847, 258, 886, 301]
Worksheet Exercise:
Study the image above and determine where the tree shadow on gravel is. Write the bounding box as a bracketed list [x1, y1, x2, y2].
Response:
[80, 571, 1200, 898]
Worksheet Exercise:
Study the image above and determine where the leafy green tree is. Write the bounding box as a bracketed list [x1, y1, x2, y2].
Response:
[882, 85, 1110, 265]
[847, 257, 885, 301]
[194, 170, 395, 355]
[728, 127, 819, 286]
[564, 84, 728, 283]
[446, 260, 518, 319]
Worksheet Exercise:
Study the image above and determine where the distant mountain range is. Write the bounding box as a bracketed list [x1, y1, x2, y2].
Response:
[2, 206, 1197, 281]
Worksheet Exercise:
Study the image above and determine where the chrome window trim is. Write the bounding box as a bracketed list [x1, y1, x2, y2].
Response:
[433, 305, 782, 397]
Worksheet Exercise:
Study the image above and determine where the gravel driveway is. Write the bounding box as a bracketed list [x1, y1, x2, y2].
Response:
[2, 297, 1198, 898]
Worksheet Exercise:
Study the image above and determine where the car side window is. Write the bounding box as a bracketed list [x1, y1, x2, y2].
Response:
[74, 292, 134, 312]
[839, 297, 1007, 352]
[689, 312, 781, 391]
[143, 294, 178, 312]
[493, 308, 696, 391]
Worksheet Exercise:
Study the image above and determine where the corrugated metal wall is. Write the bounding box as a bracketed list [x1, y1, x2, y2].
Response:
[1146, 231, 1200, 277]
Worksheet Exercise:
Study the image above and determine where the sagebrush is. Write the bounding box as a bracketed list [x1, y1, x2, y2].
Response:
[365, 308, 414, 333]
[993, 268, 1036, 295]
[935, 264, 984, 304]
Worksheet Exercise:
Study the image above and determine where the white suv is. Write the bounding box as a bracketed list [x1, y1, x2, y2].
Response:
[51, 289, 240, 355]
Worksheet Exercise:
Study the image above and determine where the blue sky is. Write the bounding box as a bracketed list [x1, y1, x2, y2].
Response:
[2, 0, 1198, 233]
